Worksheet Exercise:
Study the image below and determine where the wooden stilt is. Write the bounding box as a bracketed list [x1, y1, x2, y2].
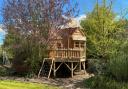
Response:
[82, 61, 86, 74]
[38, 59, 45, 78]
[48, 60, 54, 78]
[64, 62, 71, 71]
[79, 61, 81, 71]
[56, 62, 63, 71]
[53, 62, 56, 77]
[73, 62, 79, 70]
[71, 62, 73, 77]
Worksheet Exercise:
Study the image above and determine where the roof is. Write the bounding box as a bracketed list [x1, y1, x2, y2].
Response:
[60, 18, 82, 29]
[72, 34, 86, 41]
[49, 18, 86, 41]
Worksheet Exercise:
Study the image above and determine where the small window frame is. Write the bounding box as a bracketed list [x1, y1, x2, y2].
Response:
[57, 42, 62, 49]
[74, 41, 80, 48]
[81, 42, 85, 48]
[74, 41, 85, 48]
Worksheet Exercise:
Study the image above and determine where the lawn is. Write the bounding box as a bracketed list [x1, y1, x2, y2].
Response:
[0, 80, 59, 89]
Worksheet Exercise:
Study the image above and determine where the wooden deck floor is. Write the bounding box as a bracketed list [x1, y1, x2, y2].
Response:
[44, 57, 86, 62]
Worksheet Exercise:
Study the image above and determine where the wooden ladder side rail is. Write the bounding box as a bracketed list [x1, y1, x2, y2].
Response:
[38, 58, 54, 78]
[38, 58, 46, 78]
[48, 59, 54, 78]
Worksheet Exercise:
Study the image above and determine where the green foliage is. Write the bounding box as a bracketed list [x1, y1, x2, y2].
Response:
[108, 41, 128, 81]
[12, 38, 47, 75]
[3, 29, 48, 75]
[81, 0, 127, 78]
[0, 46, 3, 64]
[84, 76, 128, 89]
[87, 59, 107, 74]
[81, 1, 124, 59]
[0, 66, 9, 76]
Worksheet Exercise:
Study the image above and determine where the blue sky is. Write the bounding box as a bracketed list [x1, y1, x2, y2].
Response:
[1, 0, 128, 45]
[78, 0, 128, 15]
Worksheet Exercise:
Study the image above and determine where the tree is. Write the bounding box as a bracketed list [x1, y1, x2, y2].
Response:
[81, 0, 125, 60]
[2, 0, 78, 74]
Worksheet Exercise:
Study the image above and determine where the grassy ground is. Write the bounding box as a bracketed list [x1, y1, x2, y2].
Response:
[0, 80, 59, 89]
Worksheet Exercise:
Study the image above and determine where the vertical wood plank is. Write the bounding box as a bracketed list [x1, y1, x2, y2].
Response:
[38, 59, 45, 78]
[71, 62, 74, 77]
[53, 62, 56, 77]
[82, 61, 86, 74]
[48, 60, 54, 78]
[79, 61, 81, 71]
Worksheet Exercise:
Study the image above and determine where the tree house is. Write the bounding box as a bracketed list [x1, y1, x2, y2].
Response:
[38, 19, 86, 78]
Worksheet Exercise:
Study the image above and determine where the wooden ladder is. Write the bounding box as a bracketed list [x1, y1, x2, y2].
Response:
[38, 58, 54, 78]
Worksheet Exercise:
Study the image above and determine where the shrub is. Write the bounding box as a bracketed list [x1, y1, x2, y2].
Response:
[87, 59, 107, 75]
[0, 66, 9, 76]
[84, 76, 128, 89]
[108, 42, 128, 81]
[11, 40, 47, 76]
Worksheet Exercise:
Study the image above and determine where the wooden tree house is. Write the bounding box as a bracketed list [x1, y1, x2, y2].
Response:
[38, 19, 86, 78]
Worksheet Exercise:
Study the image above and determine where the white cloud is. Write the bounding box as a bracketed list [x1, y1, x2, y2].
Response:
[114, 15, 121, 21]
[0, 24, 6, 34]
[72, 14, 86, 27]
[75, 14, 86, 22]
[0, 28, 4, 33]
[0, 24, 5, 45]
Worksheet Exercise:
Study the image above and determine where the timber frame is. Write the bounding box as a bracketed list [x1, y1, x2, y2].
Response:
[38, 58, 86, 78]
[38, 19, 86, 78]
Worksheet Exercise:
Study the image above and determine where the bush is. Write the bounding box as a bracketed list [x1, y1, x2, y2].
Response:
[11, 40, 47, 76]
[0, 66, 9, 76]
[87, 59, 107, 75]
[0, 57, 3, 64]
[108, 42, 128, 81]
[84, 76, 128, 89]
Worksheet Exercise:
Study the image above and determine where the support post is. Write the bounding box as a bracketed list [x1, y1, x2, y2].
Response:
[79, 61, 81, 71]
[48, 60, 54, 78]
[82, 61, 86, 74]
[38, 59, 45, 78]
[71, 62, 73, 77]
[53, 62, 56, 77]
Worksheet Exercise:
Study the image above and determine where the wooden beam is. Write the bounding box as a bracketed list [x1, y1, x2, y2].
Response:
[53, 62, 56, 77]
[79, 61, 81, 71]
[73, 63, 79, 70]
[48, 60, 54, 78]
[38, 59, 46, 78]
[82, 61, 86, 74]
[64, 62, 71, 71]
[71, 62, 74, 78]
[56, 62, 63, 71]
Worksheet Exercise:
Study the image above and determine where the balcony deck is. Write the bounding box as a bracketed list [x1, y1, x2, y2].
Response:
[48, 48, 86, 62]
[38, 48, 86, 78]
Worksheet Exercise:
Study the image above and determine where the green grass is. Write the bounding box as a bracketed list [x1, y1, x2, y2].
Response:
[0, 80, 59, 89]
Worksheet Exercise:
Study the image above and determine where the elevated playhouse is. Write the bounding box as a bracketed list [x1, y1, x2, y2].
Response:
[38, 19, 86, 78]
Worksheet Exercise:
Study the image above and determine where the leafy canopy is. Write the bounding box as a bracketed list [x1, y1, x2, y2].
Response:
[81, 0, 125, 59]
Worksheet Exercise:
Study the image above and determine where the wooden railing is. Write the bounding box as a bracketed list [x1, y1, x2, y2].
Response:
[49, 48, 86, 59]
